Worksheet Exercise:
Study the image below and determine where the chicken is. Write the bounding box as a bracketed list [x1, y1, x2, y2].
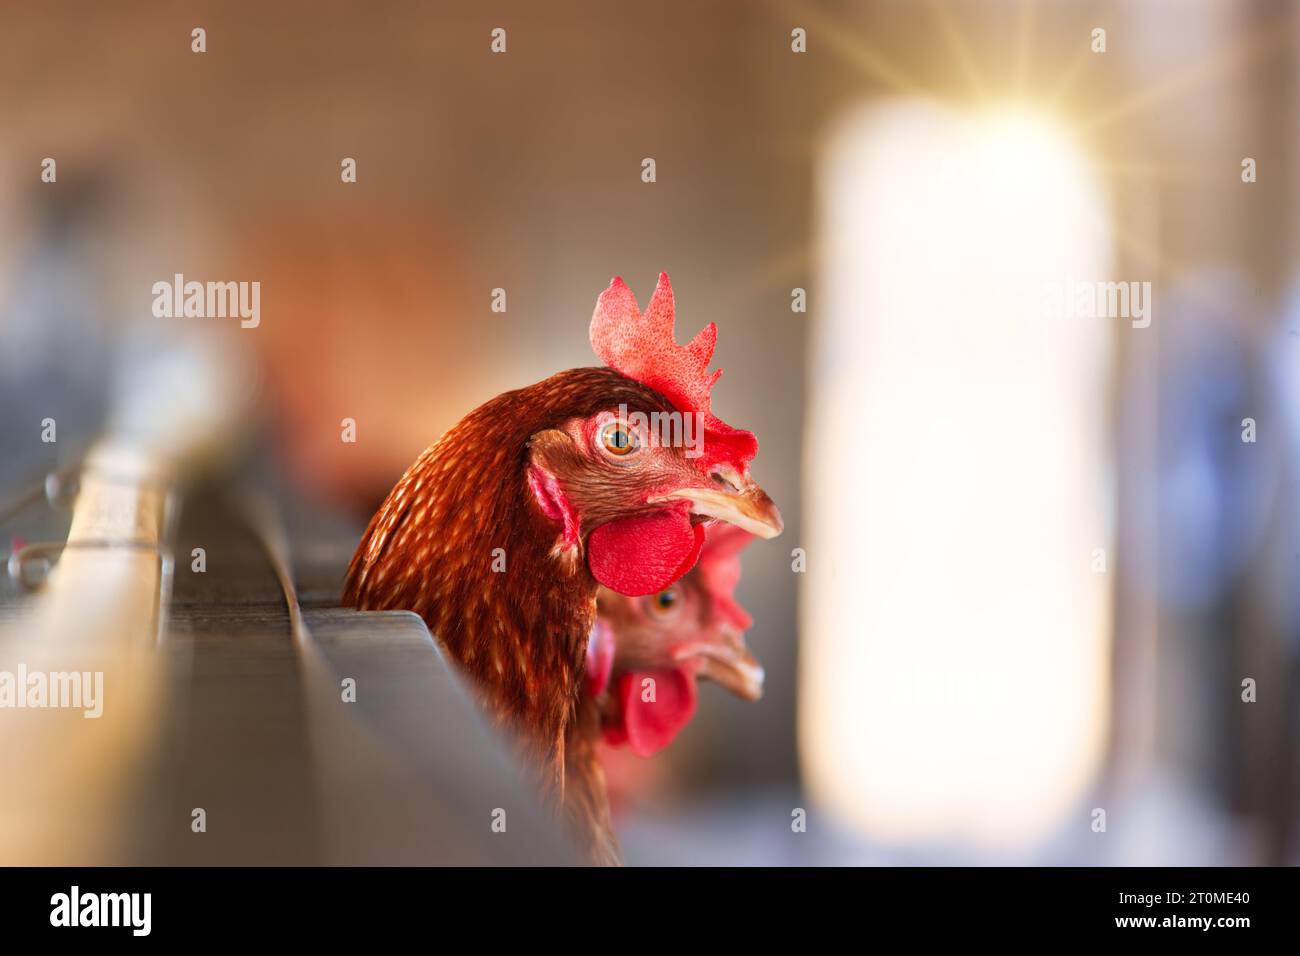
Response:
[342, 273, 782, 863]
[587, 524, 761, 759]
[565, 528, 759, 855]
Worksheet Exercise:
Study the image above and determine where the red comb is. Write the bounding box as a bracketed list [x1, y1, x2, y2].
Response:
[590, 273, 758, 471]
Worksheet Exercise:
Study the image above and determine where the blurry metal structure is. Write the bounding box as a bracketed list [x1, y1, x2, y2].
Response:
[0, 465, 576, 865]
[0, 336, 574, 865]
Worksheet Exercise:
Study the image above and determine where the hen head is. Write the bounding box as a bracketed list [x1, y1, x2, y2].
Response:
[529, 272, 781, 597]
[588, 524, 761, 757]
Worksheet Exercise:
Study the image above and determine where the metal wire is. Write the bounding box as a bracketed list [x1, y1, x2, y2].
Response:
[1, 464, 177, 647]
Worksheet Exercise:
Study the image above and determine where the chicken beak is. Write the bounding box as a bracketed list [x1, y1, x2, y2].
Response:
[652, 481, 783, 540]
[672, 628, 765, 701]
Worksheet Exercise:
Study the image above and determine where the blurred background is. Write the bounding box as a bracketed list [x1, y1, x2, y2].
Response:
[1, 0, 1298, 864]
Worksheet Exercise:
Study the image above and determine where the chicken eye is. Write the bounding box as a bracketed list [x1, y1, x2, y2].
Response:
[599, 422, 639, 457]
[650, 588, 679, 614]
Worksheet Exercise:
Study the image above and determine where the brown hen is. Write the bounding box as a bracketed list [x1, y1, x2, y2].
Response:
[342, 274, 781, 862]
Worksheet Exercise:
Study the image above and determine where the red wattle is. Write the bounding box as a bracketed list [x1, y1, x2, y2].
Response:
[602, 668, 698, 757]
[587, 506, 704, 597]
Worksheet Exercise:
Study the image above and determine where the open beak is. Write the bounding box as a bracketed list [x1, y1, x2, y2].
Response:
[672, 628, 765, 701]
[652, 480, 783, 540]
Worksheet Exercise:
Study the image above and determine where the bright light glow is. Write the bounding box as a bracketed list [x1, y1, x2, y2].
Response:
[801, 102, 1114, 849]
